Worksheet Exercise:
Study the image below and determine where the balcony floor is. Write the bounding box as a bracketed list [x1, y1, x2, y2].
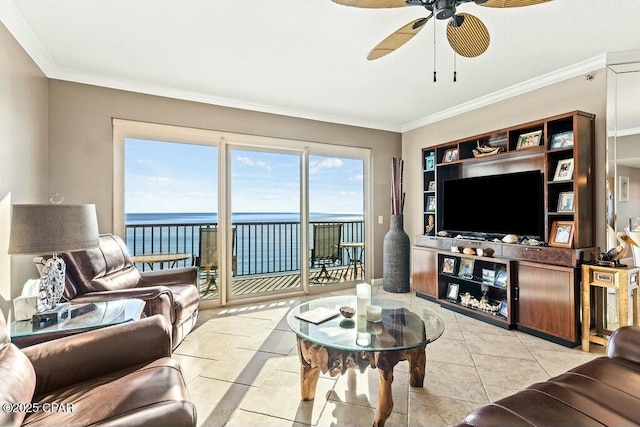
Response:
[199, 265, 364, 299]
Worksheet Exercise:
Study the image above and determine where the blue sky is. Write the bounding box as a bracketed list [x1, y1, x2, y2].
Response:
[124, 138, 364, 214]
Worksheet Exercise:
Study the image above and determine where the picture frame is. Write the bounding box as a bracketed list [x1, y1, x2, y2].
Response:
[481, 268, 495, 285]
[498, 300, 508, 318]
[494, 269, 507, 287]
[446, 283, 459, 301]
[553, 158, 574, 181]
[458, 258, 475, 279]
[441, 257, 457, 275]
[442, 148, 459, 163]
[619, 175, 629, 202]
[550, 130, 574, 149]
[427, 180, 436, 192]
[516, 130, 543, 150]
[426, 195, 436, 212]
[557, 191, 574, 212]
[425, 154, 435, 171]
[549, 220, 574, 248]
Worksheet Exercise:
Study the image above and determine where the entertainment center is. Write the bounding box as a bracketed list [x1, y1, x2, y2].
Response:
[413, 111, 597, 347]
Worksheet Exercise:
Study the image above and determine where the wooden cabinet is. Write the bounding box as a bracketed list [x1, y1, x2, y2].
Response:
[515, 261, 579, 345]
[412, 246, 438, 299]
[414, 111, 596, 347]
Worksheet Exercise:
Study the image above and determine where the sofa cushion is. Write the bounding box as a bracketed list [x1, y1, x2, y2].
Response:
[23, 357, 194, 427]
[62, 234, 142, 293]
[0, 344, 36, 427]
[170, 284, 200, 324]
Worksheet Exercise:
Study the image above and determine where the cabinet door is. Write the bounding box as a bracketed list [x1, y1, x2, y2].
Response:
[412, 247, 438, 298]
[516, 261, 578, 343]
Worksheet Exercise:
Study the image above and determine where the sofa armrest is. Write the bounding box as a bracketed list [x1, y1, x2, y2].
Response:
[70, 287, 175, 324]
[23, 315, 172, 398]
[140, 267, 198, 287]
[607, 325, 640, 363]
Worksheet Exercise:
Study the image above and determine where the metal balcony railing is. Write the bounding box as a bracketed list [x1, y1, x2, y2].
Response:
[125, 220, 364, 276]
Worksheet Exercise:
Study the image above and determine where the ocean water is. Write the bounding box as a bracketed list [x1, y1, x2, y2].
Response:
[125, 212, 365, 276]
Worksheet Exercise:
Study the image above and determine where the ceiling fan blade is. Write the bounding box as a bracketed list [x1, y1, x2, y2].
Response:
[367, 16, 432, 60]
[446, 13, 490, 58]
[331, 0, 409, 8]
[477, 0, 551, 8]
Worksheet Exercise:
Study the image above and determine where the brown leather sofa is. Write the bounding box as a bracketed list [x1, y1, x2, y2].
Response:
[57, 234, 199, 349]
[455, 325, 640, 426]
[1, 313, 196, 427]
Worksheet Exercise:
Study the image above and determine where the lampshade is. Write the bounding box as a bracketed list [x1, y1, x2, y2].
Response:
[8, 204, 99, 254]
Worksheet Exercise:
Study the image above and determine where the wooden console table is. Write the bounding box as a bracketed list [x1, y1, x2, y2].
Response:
[581, 263, 640, 351]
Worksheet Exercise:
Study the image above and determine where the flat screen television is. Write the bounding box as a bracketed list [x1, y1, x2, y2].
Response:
[441, 170, 544, 239]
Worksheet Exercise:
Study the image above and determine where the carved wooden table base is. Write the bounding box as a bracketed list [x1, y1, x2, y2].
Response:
[297, 337, 426, 427]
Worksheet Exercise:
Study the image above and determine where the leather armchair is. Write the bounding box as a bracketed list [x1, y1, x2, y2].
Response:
[455, 325, 640, 426]
[0, 313, 196, 427]
[56, 234, 199, 349]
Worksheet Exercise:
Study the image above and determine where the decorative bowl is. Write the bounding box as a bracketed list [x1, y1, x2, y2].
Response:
[339, 306, 356, 318]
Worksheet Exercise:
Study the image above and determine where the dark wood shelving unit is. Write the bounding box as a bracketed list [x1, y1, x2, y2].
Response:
[414, 111, 597, 347]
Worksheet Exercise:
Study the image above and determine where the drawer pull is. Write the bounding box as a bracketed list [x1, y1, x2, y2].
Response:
[524, 247, 541, 252]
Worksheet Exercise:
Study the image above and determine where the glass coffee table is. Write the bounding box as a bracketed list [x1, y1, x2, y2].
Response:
[287, 295, 444, 427]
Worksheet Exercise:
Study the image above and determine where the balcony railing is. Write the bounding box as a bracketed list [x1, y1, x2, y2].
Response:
[125, 220, 364, 276]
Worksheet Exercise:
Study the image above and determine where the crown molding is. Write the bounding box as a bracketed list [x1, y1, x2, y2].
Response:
[0, 0, 55, 75]
[401, 54, 608, 133]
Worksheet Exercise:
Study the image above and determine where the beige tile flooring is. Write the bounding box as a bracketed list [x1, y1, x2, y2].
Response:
[174, 284, 606, 427]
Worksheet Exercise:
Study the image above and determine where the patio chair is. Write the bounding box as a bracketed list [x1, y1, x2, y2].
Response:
[194, 227, 236, 294]
[310, 223, 343, 283]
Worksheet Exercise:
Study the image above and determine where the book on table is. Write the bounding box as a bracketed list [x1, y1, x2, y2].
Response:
[294, 307, 340, 324]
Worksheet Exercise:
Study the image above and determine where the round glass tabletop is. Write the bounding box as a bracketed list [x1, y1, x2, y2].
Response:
[286, 295, 445, 352]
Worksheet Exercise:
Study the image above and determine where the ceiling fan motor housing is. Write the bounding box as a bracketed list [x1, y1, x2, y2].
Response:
[435, 0, 456, 19]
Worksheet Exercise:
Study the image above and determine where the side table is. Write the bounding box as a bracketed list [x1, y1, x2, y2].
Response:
[581, 263, 640, 351]
[10, 298, 146, 348]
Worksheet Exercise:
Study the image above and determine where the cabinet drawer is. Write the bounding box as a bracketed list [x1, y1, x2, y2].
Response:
[503, 245, 574, 266]
[415, 235, 450, 249]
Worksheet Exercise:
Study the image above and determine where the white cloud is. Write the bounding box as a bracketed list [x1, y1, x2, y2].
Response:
[145, 176, 172, 185]
[236, 156, 272, 171]
[351, 174, 363, 181]
[137, 158, 151, 164]
[309, 158, 344, 175]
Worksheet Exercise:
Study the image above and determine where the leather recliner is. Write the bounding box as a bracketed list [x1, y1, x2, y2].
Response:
[455, 325, 640, 426]
[57, 234, 199, 349]
[0, 312, 196, 426]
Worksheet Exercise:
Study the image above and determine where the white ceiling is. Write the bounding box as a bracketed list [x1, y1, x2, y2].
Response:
[3, 0, 640, 132]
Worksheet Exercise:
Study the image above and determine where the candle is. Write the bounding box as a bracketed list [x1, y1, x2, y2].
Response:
[356, 332, 371, 347]
[356, 283, 371, 317]
[366, 305, 382, 323]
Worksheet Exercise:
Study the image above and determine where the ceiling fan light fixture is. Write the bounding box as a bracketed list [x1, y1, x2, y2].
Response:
[449, 14, 465, 28]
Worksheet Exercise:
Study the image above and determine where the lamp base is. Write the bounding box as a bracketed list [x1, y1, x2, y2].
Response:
[32, 302, 71, 330]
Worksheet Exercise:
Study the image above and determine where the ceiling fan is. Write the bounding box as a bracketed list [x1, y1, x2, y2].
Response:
[331, 0, 552, 60]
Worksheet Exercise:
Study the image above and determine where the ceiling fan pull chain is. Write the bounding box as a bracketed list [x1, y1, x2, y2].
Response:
[453, 52, 457, 82]
[433, 16, 437, 82]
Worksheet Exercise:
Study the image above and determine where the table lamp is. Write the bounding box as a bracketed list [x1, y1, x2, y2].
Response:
[8, 203, 99, 315]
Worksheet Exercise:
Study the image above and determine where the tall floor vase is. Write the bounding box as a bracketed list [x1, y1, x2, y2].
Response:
[383, 214, 410, 293]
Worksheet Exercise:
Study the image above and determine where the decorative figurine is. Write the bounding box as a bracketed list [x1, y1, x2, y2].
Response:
[597, 232, 639, 267]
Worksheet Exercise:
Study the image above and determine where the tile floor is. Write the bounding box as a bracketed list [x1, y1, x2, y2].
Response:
[174, 285, 606, 427]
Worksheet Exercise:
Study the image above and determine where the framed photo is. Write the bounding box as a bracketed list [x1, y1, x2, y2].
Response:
[553, 158, 574, 181]
[442, 148, 459, 163]
[446, 283, 459, 301]
[619, 175, 629, 202]
[498, 300, 508, 318]
[494, 269, 507, 287]
[427, 180, 436, 192]
[550, 131, 574, 149]
[549, 221, 574, 248]
[425, 154, 435, 171]
[482, 268, 495, 285]
[426, 195, 436, 212]
[441, 257, 457, 275]
[458, 258, 475, 279]
[516, 130, 543, 150]
[557, 191, 574, 212]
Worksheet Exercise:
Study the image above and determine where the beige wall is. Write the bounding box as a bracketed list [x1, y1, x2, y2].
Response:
[0, 22, 48, 313]
[47, 80, 402, 278]
[403, 69, 608, 252]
